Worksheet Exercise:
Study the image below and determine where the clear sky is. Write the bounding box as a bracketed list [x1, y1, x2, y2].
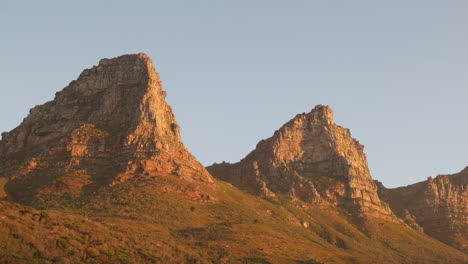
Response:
[1, 1, 467, 188]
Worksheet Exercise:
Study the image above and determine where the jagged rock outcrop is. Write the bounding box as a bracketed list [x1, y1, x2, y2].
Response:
[0, 53, 212, 206]
[208, 105, 392, 219]
[377, 168, 468, 252]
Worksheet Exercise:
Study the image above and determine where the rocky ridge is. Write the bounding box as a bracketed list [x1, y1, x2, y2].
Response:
[0, 53, 212, 206]
[208, 105, 393, 219]
[377, 167, 468, 252]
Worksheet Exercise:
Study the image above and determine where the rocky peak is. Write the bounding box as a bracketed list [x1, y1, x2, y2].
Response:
[208, 105, 392, 218]
[0, 53, 212, 206]
[308, 104, 334, 125]
[2, 53, 179, 154]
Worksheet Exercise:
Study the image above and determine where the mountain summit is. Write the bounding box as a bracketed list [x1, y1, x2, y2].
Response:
[0, 53, 212, 206]
[208, 105, 392, 218]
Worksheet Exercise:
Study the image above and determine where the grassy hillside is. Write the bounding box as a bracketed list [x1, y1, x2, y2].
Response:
[0, 173, 466, 264]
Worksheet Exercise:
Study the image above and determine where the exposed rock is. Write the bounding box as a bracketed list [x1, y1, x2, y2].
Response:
[377, 167, 468, 252]
[208, 105, 393, 219]
[0, 53, 212, 206]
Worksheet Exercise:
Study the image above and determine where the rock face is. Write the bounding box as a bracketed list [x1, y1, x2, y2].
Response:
[0, 53, 212, 206]
[377, 168, 468, 252]
[208, 105, 392, 218]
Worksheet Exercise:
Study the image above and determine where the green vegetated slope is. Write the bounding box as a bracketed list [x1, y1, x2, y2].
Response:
[1, 174, 466, 264]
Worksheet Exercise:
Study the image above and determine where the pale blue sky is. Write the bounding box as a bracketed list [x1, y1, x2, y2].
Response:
[1, 1, 467, 187]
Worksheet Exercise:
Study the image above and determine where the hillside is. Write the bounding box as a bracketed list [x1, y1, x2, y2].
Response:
[1, 178, 466, 263]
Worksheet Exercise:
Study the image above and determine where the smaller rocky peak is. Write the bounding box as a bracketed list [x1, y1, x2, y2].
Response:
[208, 105, 393, 219]
[308, 105, 334, 125]
[280, 105, 335, 134]
[274, 105, 335, 138]
[98, 53, 151, 66]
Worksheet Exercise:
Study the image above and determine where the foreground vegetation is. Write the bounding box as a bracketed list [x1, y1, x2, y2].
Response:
[0, 174, 466, 264]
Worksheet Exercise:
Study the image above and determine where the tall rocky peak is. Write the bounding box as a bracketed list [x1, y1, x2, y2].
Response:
[208, 105, 392, 218]
[0, 53, 212, 206]
[1, 53, 180, 154]
[377, 167, 468, 252]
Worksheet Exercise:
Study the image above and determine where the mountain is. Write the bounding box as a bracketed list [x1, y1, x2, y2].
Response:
[0, 53, 212, 207]
[208, 105, 393, 220]
[0, 54, 466, 263]
[377, 167, 468, 252]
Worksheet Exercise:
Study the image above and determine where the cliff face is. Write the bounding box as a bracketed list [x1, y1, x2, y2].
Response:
[0, 53, 212, 206]
[208, 105, 392, 218]
[377, 167, 468, 252]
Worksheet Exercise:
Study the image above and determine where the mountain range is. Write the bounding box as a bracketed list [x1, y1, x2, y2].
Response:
[0, 53, 466, 264]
